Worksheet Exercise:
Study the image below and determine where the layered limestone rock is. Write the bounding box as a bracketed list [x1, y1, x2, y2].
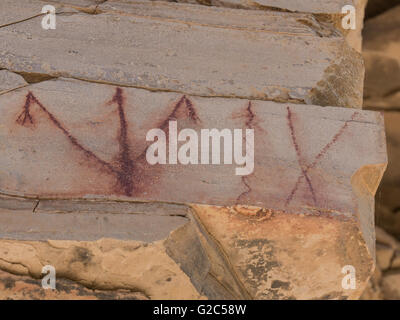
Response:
[152, 0, 367, 51]
[168, 0, 356, 13]
[97, 0, 368, 52]
[0, 78, 387, 299]
[0, 0, 364, 108]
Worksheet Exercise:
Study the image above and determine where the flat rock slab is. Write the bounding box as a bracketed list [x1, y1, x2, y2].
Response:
[0, 78, 387, 299]
[0, 78, 386, 211]
[0, 0, 79, 26]
[0, 196, 187, 242]
[101, 0, 359, 14]
[98, 0, 367, 52]
[172, 0, 358, 13]
[0, 0, 363, 108]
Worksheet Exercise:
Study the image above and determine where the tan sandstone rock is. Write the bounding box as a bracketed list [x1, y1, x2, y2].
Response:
[0, 269, 149, 300]
[382, 273, 400, 300]
[363, 5, 400, 110]
[391, 251, 400, 269]
[360, 266, 383, 300]
[376, 244, 394, 271]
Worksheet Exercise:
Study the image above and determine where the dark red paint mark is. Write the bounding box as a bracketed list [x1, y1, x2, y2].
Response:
[237, 101, 254, 204]
[109, 88, 135, 196]
[286, 106, 317, 205]
[16, 91, 117, 175]
[16, 92, 34, 125]
[285, 108, 359, 206]
[182, 96, 200, 123]
[16, 89, 200, 197]
[159, 95, 200, 130]
[245, 100, 255, 128]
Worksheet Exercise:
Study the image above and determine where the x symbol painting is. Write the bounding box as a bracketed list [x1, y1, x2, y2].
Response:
[285, 106, 359, 206]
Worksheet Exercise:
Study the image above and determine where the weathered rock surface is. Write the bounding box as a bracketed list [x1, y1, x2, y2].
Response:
[0, 269, 148, 300]
[169, 0, 356, 13]
[363, 5, 400, 110]
[0, 78, 387, 299]
[361, 5, 400, 242]
[0, 0, 364, 108]
[345, 0, 367, 53]
[361, 227, 400, 300]
[0, 0, 79, 27]
[0, 237, 203, 299]
[158, 0, 367, 52]
[376, 244, 394, 271]
[373, 112, 400, 236]
[0, 0, 387, 300]
[0, 70, 28, 94]
[360, 265, 383, 300]
[382, 273, 400, 300]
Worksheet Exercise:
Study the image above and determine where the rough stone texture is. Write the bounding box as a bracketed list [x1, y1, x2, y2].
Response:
[0, 77, 387, 299]
[360, 266, 383, 300]
[363, 5, 400, 110]
[391, 251, 400, 269]
[161, 0, 366, 52]
[0, 0, 364, 108]
[0, 0, 79, 27]
[382, 274, 400, 300]
[345, 0, 367, 53]
[376, 244, 394, 271]
[0, 70, 28, 94]
[361, 5, 400, 241]
[0, 0, 387, 300]
[0, 197, 188, 242]
[0, 238, 203, 299]
[361, 227, 400, 300]
[171, 0, 356, 13]
[373, 112, 400, 236]
[0, 269, 148, 300]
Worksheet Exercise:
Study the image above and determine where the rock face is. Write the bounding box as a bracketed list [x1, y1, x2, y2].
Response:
[362, 5, 400, 238]
[170, 0, 356, 13]
[360, 5, 400, 300]
[0, 0, 387, 299]
[0, 269, 149, 300]
[361, 227, 400, 300]
[0, 70, 28, 94]
[363, 5, 400, 110]
[0, 78, 386, 299]
[156, 0, 367, 52]
[0, 0, 364, 108]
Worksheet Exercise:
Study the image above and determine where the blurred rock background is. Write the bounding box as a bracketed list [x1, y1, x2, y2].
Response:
[361, 0, 400, 300]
